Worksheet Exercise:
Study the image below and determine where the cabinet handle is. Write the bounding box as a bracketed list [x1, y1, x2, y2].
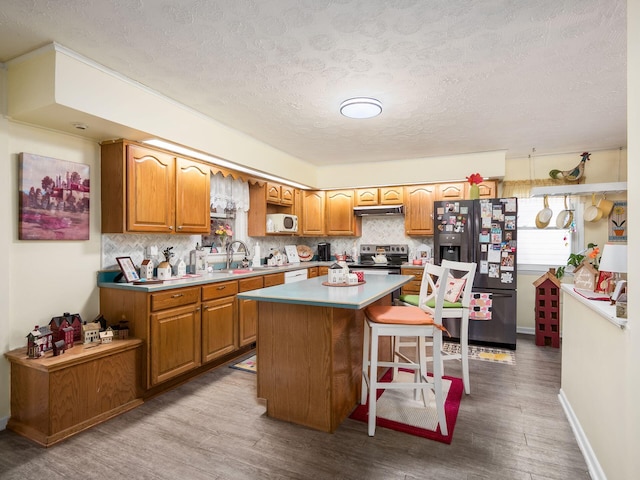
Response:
[171, 293, 184, 298]
[217, 286, 226, 290]
[169, 226, 173, 230]
[177, 225, 183, 230]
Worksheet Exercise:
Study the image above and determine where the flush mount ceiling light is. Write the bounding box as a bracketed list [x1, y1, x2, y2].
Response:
[339, 97, 382, 119]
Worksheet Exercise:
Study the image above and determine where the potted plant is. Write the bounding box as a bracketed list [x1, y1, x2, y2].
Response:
[555, 243, 599, 279]
[466, 173, 483, 199]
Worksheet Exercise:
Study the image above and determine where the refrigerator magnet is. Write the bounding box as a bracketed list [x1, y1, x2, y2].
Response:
[480, 260, 489, 274]
[501, 272, 514, 283]
[505, 216, 516, 229]
[488, 264, 500, 278]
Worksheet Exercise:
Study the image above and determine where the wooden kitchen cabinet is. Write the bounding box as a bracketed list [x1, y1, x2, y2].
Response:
[404, 184, 436, 235]
[437, 183, 465, 201]
[355, 187, 403, 206]
[264, 272, 285, 287]
[101, 140, 210, 234]
[318, 266, 329, 276]
[201, 281, 239, 363]
[307, 267, 319, 278]
[301, 190, 326, 236]
[267, 182, 295, 206]
[248, 182, 298, 236]
[464, 180, 497, 199]
[400, 267, 424, 296]
[150, 301, 201, 386]
[5, 339, 143, 447]
[238, 277, 263, 346]
[326, 190, 361, 236]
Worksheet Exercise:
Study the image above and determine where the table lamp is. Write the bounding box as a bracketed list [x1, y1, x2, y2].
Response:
[598, 244, 627, 301]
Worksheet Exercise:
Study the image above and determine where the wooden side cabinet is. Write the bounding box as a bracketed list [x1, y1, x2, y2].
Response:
[238, 276, 263, 346]
[404, 184, 436, 235]
[5, 339, 143, 447]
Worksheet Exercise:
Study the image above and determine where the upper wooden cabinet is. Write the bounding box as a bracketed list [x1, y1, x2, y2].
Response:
[101, 141, 210, 234]
[301, 190, 326, 236]
[437, 183, 465, 201]
[267, 182, 295, 206]
[248, 182, 298, 236]
[355, 187, 403, 206]
[464, 180, 497, 199]
[404, 184, 436, 235]
[325, 190, 361, 236]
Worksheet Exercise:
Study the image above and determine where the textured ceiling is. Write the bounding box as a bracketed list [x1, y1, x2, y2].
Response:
[0, 0, 627, 165]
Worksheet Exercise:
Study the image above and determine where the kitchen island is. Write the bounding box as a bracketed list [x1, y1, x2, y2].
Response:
[237, 274, 412, 433]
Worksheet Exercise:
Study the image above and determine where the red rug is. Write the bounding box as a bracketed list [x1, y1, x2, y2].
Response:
[350, 370, 463, 444]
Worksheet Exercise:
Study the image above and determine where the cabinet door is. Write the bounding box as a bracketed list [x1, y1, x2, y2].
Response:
[307, 267, 319, 278]
[326, 190, 360, 236]
[175, 158, 211, 233]
[380, 187, 403, 205]
[437, 183, 465, 201]
[127, 145, 175, 233]
[302, 190, 326, 236]
[404, 185, 436, 235]
[280, 185, 295, 206]
[150, 304, 201, 386]
[355, 188, 379, 206]
[318, 266, 329, 276]
[400, 268, 423, 296]
[238, 298, 258, 346]
[202, 296, 238, 363]
[238, 277, 262, 346]
[266, 183, 281, 203]
[464, 180, 497, 199]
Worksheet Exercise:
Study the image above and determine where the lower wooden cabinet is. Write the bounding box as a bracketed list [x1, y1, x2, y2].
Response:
[151, 303, 201, 386]
[5, 339, 143, 447]
[202, 296, 238, 363]
[400, 267, 423, 296]
[238, 276, 263, 346]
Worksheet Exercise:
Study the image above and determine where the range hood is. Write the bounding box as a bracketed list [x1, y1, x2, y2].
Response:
[353, 205, 405, 216]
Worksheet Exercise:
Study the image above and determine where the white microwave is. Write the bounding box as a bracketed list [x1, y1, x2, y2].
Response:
[266, 214, 298, 233]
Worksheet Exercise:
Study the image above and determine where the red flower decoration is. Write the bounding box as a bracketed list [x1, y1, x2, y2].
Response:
[466, 173, 483, 185]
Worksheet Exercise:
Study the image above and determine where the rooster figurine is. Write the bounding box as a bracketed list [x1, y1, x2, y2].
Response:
[549, 152, 590, 182]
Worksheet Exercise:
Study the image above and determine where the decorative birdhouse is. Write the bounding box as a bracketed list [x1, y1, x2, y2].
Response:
[533, 269, 562, 348]
[52, 339, 66, 356]
[62, 326, 75, 348]
[173, 258, 187, 277]
[328, 263, 345, 284]
[99, 327, 114, 344]
[82, 322, 101, 344]
[573, 261, 598, 291]
[26, 326, 47, 359]
[140, 259, 154, 280]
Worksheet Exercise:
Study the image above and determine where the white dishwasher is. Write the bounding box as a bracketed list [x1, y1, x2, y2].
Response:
[284, 269, 308, 283]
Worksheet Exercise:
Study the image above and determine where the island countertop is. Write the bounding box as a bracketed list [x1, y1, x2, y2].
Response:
[236, 274, 413, 310]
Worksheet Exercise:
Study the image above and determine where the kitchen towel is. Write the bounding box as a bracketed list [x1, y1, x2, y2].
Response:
[470, 292, 492, 320]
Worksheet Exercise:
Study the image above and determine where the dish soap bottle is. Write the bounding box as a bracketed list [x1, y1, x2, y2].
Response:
[253, 241, 261, 267]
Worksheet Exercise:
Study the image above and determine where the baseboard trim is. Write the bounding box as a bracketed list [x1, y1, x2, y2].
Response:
[558, 389, 606, 480]
[516, 327, 535, 335]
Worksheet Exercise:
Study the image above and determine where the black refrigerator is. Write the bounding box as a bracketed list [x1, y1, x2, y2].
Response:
[434, 198, 518, 349]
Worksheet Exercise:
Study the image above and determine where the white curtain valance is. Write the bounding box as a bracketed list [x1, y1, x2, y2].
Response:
[210, 173, 250, 212]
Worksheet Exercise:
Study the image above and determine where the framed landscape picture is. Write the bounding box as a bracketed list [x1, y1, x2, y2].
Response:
[18, 153, 90, 240]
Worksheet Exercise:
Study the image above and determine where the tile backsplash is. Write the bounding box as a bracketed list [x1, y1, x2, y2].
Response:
[101, 216, 433, 270]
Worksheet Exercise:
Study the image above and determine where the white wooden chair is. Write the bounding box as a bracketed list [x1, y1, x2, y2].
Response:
[394, 259, 476, 394]
[360, 263, 451, 437]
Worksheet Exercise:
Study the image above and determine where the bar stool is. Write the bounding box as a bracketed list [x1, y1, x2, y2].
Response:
[395, 259, 476, 394]
[360, 263, 450, 437]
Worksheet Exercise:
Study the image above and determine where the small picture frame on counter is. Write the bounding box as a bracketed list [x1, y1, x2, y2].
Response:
[116, 256, 139, 283]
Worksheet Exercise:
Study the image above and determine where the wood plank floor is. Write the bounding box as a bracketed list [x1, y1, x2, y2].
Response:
[0, 334, 589, 480]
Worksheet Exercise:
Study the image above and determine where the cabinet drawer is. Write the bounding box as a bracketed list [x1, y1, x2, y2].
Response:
[264, 272, 285, 287]
[307, 267, 319, 278]
[151, 287, 200, 312]
[239, 276, 264, 292]
[202, 281, 239, 301]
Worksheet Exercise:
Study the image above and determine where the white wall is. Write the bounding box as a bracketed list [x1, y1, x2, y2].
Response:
[0, 121, 102, 421]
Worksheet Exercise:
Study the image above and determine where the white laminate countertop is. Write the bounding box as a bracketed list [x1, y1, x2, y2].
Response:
[237, 274, 413, 310]
[561, 284, 627, 328]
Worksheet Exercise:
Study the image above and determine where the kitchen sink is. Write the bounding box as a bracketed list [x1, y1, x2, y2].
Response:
[217, 267, 268, 274]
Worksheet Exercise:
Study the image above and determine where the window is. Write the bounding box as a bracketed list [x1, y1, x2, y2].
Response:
[517, 196, 581, 272]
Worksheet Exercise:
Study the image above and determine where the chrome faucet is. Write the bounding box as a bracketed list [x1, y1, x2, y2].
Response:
[226, 240, 250, 269]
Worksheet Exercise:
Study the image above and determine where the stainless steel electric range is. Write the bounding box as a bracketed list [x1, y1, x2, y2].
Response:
[349, 244, 409, 275]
